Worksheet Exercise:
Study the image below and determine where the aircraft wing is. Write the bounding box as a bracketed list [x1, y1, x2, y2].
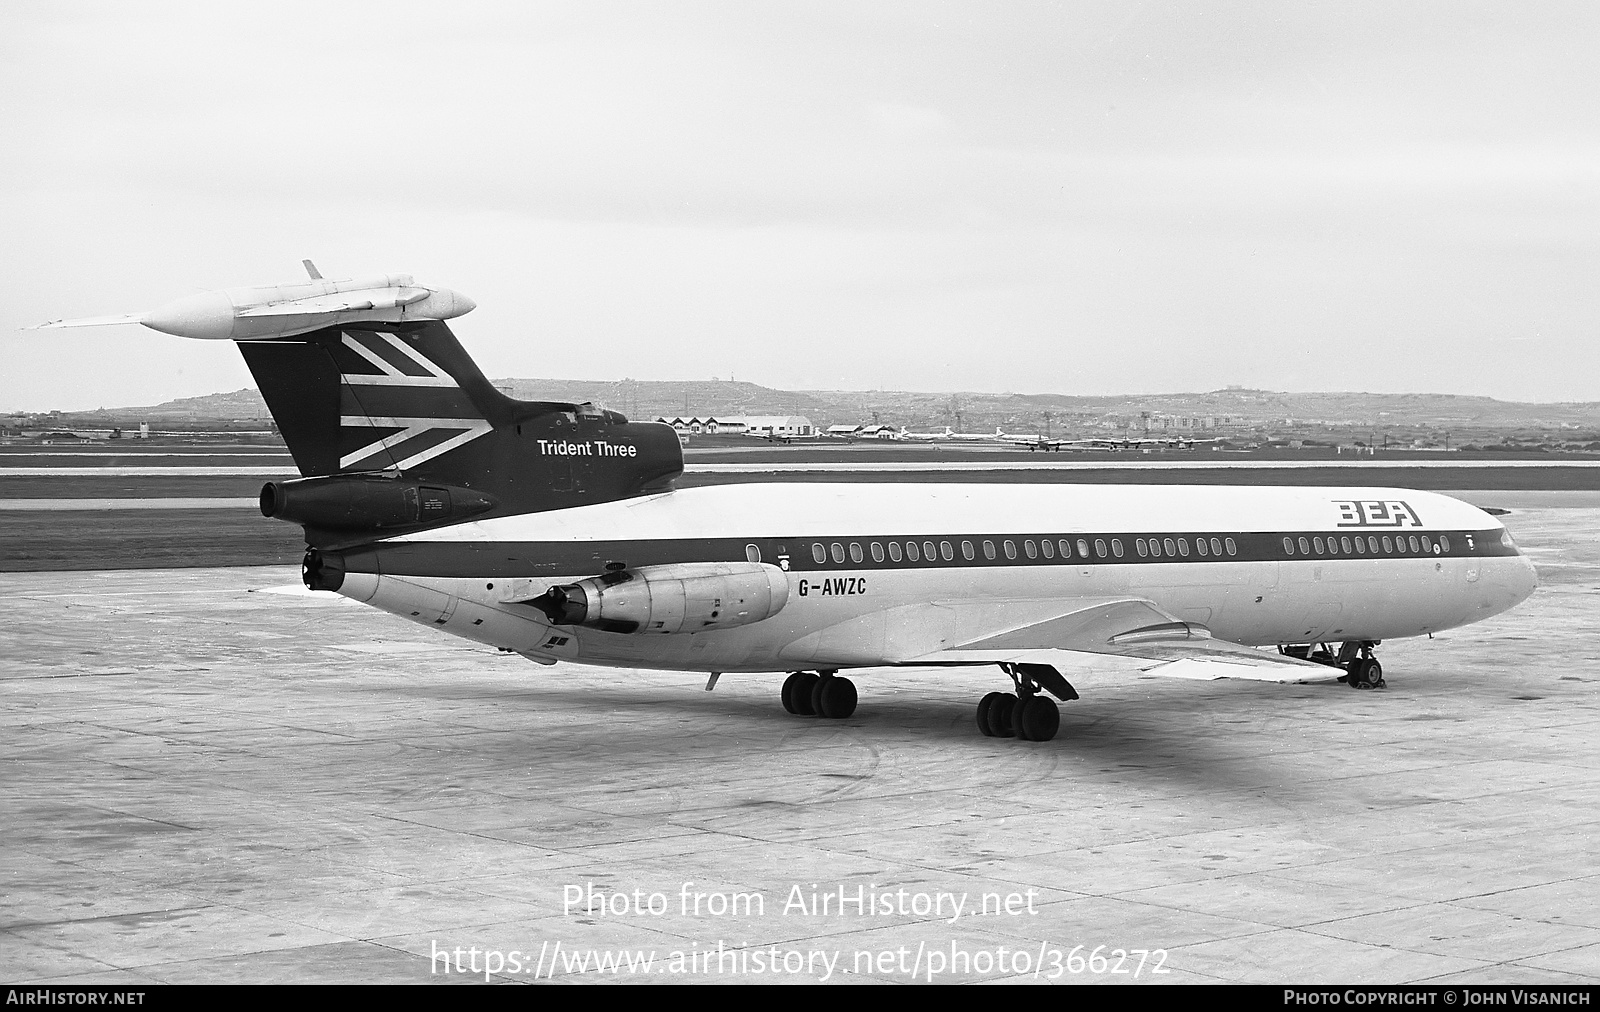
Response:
[904, 597, 1336, 683]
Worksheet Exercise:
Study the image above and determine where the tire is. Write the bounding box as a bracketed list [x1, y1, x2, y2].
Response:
[987, 693, 1017, 738]
[792, 673, 820, 715]
[1344, 659, 1366, 689]
[781, 672, 802, 714]
[976, 691, 1005, 737]
[1018, 697, 1060, 742]
[818, 676, 858, 719]
[1363, 659, 1384, 688]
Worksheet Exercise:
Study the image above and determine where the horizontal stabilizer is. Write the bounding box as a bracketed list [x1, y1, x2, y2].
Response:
[236, 288, 432, 317]
[30, 313, 145, 330]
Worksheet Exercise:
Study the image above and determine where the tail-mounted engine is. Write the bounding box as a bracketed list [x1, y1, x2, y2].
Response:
[260, 475, 497, 532]
[527, 563, 790, 634]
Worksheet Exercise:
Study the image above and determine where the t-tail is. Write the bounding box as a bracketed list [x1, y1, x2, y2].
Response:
[242, 320, 683, 551]
[42, 266, 683, 553]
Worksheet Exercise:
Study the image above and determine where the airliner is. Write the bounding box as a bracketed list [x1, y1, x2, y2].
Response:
[52, 268, 1538, 743]
[1000, 432, 1217, 452]
[898, 426, 1008, 443]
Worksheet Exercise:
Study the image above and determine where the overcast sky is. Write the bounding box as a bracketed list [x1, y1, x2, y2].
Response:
[3, 1, 1597, 411]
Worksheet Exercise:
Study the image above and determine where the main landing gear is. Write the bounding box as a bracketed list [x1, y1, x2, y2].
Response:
[781, 670, 858, 720]
[977, 663, 1080, 742]
[1279, 640, 1387, 690]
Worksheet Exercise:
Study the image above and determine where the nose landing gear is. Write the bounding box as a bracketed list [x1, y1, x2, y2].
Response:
[1345, 654, 1385, 690]
[1279, 641, 1387, 689]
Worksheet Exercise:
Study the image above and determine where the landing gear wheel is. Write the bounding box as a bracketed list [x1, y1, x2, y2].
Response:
[815, 676, 857, 719]
[1350, 658, 1386, 690]
[780, 672, 803, 714]
[984, 693, 1018, 738]
[791, 672, 820, 715]
[1016, 697, 1060, 742]
[976, 692, 1006, 737]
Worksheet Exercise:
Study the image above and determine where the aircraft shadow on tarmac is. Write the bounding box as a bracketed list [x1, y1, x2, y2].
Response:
[367, 667, 1357, 799]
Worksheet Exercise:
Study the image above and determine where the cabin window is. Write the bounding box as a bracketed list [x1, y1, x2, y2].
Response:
[1059, 539, 1073, 559]
[1298, 537, 1311, 555]
[870, 542, 885, 563]
[1313, 537, 1324, 555]
[1283, 537, 1294, 555]
[1004, 540, 1017, 560]
[1367, 536, 1379, 553]
[983, 540, 996, 560]
[849, 543, 864, 564]
[940, 541, 954, 561]
[906, 541, 920, 562]
[1409, 536, 1420, 553]
[1094, 539, 1107, 558]
[1196, 537, 1208, 557]
[1024, 539, 1037, 559]
[924, 540, 938, 562]
[1225, 537, 1237, 556]
[1341, 536, 1352, 554]
[1175, 538, 1188, 557]
[1354, 537, 1366, 554]
[1136, 539, 1149, 558]
[812, 543, 826, 564]
[1077, 538, 1090, 558]
[1163, 538, 1177, 556]
[1041, 539, 1055, 559]
[1111, 539, 1124, 558]
[1440, 535, 1451, 553]
[961, 540, 975, 561]
[746, 544, 761, 563]
[889, 541, 903, 562]
[1211, 537, 1224, 556]
[1382, 536, 1393, 553]
[1148, 539, 1161, 558]
[831, 543, 845, 564]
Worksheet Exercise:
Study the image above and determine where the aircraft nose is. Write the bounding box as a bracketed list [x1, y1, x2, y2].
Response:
[1490, 554, 1538, 608]
[1516, 554, 1538, 599]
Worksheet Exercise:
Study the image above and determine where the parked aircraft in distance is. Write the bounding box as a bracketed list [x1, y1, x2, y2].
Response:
[53, 266, 1539, 742]
[999, 432, 1220, 452]
[897, 426, 1009, 444]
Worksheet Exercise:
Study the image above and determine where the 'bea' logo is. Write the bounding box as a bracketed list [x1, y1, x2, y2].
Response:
[1334, 500, 1423, 528]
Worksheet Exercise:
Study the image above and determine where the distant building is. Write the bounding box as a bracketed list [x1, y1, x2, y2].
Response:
[653, 415, 814, 437]
[654, 416, 745, 434]
[735, 415, 814, 438]
[825, 424, 863, 438]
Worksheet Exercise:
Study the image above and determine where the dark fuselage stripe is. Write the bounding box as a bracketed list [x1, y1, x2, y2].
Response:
[342, 528, 1516, 579]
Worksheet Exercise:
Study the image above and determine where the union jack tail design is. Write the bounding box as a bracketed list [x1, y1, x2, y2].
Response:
[236, 319, 685, 528]
[331, 330, 494, 472]
[237, 321, 522, 480]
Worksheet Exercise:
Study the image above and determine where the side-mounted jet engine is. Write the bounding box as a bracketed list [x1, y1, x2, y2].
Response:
[528, 563, 791, 634]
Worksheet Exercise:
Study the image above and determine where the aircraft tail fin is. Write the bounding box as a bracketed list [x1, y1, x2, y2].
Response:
[237, 321, 683, 544]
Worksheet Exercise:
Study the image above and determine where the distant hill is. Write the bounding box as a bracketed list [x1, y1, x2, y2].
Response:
[25, 382, 1600, 435]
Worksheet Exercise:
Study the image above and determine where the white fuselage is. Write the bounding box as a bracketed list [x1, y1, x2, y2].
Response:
[331, 483, 1537, 673]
